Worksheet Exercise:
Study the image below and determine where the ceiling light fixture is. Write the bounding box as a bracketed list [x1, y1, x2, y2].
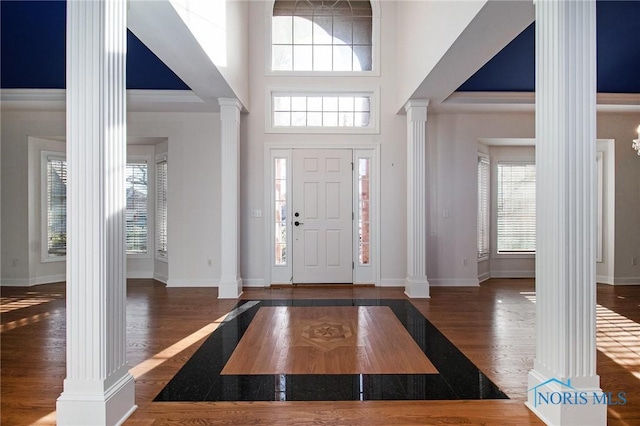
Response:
[633, 125, 640, 156]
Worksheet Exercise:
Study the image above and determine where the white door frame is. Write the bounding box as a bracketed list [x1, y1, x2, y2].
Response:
[264, 142, 380, 286]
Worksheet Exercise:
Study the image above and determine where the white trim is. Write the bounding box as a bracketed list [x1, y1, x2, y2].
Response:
[435, 92, 640, 113]
[596, 151, 603, 263]
[243, 279, 267, 288]
[263, 0, 381, 77]
[478, 138, 535, 147]
[478, 271, 491, 283]
[490, 270, 536, 278]
[166, 278, 220, 288]
[612, 277, 640, 285]
[429, 278, 480, 287]
[153, 272, 168, 285]
[265, 87, 380, 134]
[0, 274, 67, 287]
[596, 275, 614, 285]
[126, 271, 153, 279]
[379, 278, 405, 287]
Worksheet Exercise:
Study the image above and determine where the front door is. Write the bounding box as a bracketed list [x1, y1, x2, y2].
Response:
[292, 149, 353, 284]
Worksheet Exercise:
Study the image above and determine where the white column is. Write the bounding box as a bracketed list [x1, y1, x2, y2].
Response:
[57, 0, 136, 425]
[218, 98, 243, 299]
[527, 1, 605, 425]
[404, 100, 430, 298]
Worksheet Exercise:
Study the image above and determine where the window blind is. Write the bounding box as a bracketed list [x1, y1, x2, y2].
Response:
[156, 159, 168, 258]
[46, 157, 67, 256]
[497, 163, 536, 253]
[126, 162, 148, 254]
[477, 154, 490, 258]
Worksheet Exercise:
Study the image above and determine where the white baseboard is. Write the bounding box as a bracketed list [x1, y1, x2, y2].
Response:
[153, 272, 168, 284]
[490, 270, 535, 278]
[613, 276, 640, 285]
[1, 277, 32, 286]
[166, 278, 220, 288]
[243, 279, 266, 287]
[429, 278, 480, 287]
[478, 271, 491, 283]
[596, 275, 614, 285]
[379, 278, 405, 287]
[1, 274, 66, 286]
[126, 271, 153, 279]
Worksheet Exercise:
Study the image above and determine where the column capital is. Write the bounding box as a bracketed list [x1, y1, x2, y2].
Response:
[404, 99, 429, 122]
[218, 98, 243, 110]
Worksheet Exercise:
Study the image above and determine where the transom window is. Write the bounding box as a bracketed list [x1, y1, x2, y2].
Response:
[273, 93, 371, 128]
[271, 0, 373, 72]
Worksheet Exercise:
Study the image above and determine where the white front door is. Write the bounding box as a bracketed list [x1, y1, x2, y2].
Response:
[292, 149, 353, 284]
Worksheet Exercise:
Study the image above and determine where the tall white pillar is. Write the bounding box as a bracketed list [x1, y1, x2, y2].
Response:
[57, 0, 136, 425]
[404, 100, 430, 298]
[527, 1, 605, 425]
[218, 98, 243, 299]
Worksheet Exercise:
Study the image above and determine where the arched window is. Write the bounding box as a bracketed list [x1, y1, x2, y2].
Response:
[271, 0, 373, 72]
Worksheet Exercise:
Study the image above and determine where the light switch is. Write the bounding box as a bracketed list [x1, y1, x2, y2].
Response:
[251, 209, 262, 218]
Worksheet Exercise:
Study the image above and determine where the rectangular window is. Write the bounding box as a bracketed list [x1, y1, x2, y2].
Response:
[46, 156, 67, 257]
[156, 159, 168, 259]
[273, 94, 371, 129]
[126, 162, 148, 254]
[497, 163, 536, 253]
[477, 154, 490, 259]
[358, 158, 370, 265]
[274, 158, 287, 265]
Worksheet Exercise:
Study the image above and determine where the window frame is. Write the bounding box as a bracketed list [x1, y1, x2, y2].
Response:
[264, 0, 381, 76]
[155, 154, 169, 262]
[41, 151, 67, 263]
[125, 157, 152, 259]
[494, 161, 536, 256]
[477, 153, 490, 261]
[266, 87, 380, 134]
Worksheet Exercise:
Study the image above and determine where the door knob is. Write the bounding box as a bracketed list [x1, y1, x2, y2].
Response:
[294, 212, 300, 217]
[294, 221, 304, 226]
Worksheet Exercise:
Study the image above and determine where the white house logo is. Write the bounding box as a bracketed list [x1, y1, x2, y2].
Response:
[528, 378, 627, 407]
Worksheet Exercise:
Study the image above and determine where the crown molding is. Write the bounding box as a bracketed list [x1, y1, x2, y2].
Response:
[1, 89, 217, 112]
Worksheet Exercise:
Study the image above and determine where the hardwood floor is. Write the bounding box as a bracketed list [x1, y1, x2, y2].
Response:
[222, 306, 437, 375]
[1, 279, 639, 425]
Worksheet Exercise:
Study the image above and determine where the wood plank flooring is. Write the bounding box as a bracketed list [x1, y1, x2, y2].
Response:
[1, 279, 639, 425]
[222, 306, 437, 375]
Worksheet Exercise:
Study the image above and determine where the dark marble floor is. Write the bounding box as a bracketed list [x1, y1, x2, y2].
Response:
[155, 299, 508, 402]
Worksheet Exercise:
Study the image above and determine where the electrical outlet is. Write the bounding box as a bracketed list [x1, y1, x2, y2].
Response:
[462, 257, 467, 267]
[11, 258, 18, 267]
[251, 209, 262, 218]
[633, 257, 638, 266]
[207, 259, 212, 267]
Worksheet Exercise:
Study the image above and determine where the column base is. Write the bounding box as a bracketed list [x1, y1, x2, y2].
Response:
[404, 275, 430, 298]
[57, 372, 136, 426]
[526, 369, 607, 426]
[218, 276, 243, 299]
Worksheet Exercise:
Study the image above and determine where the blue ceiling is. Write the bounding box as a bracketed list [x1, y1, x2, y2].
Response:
[1, 0, 639, 94]
[458, 0, 640, 93]
[0, 0, 189, 90]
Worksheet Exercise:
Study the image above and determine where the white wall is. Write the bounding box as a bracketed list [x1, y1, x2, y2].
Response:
[244, 0, 407, 286]
[1, 111, 66, 285]
[427, 113, 535, 285]
[1, 110, 221, 287]
[395, 0, 485, 110]
[598, 113, 640, 285]
[128, 112, 222, 287]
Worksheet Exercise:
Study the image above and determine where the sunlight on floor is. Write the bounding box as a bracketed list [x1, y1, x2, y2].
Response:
[0, 311, 51, 332]
[34, 410, 56, 424]
[0, 293, 63, 314]
[130, 312, 230, 379]
[520, 292, 640, 380]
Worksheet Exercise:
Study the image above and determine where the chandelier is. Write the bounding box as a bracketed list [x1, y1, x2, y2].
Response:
[634, 125, 640, 156]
